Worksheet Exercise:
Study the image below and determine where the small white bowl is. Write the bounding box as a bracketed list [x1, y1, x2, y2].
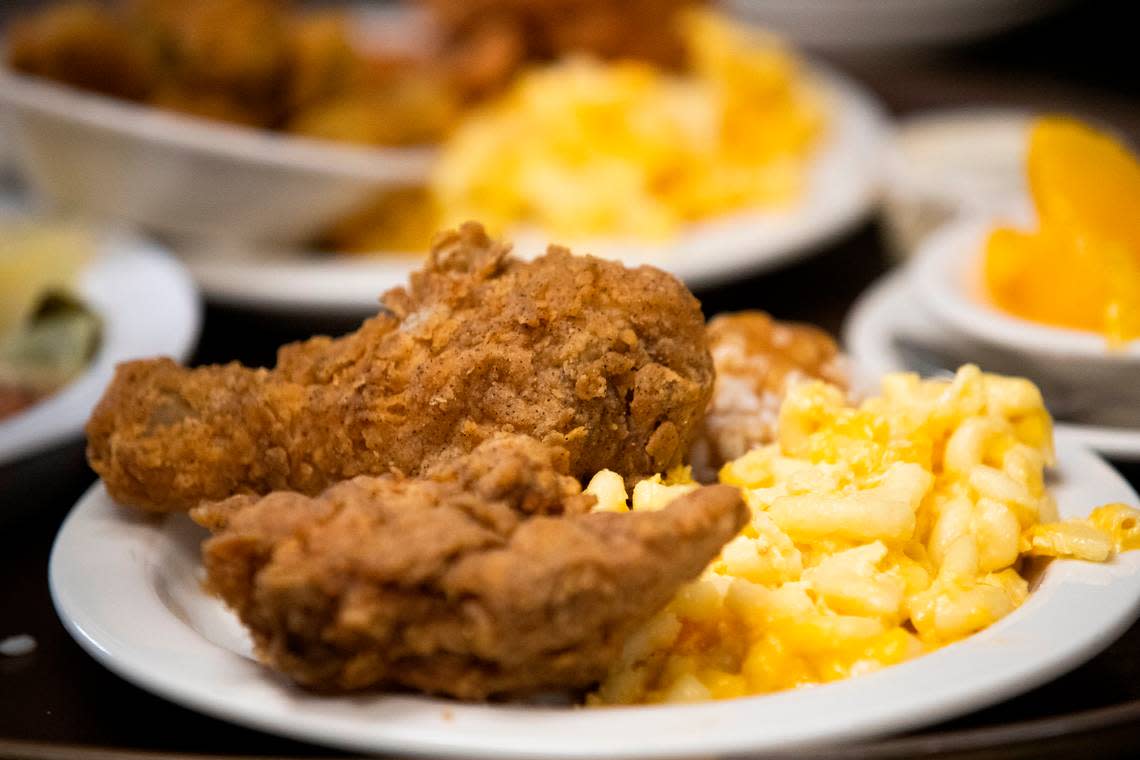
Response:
[909, 216, 1140, 424]
[0, 10, 434, 247]
[882, 108, 1031, 259]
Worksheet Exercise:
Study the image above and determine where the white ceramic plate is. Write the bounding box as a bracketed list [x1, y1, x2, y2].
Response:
[843, 270, 1140, 461]
[0, 227, 200, 464]
[51, 437, 1140, 758]
[185, 65, 888, 316]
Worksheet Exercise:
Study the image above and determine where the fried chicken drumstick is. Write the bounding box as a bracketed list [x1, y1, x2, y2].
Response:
[87, 223, 714, 512]
[193, 435, 746, 699]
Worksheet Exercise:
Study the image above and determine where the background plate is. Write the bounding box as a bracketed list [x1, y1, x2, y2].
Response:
[0, 224, 200, 464]
[185, 65, 887, 316]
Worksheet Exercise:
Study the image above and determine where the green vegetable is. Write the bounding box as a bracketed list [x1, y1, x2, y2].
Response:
[0, 292, 101, 394]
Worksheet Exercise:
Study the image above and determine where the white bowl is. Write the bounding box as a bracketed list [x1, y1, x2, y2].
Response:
[909, 216, 1140, 424]
[0, 38, 434, 246]
[882, 108, 1031, 259]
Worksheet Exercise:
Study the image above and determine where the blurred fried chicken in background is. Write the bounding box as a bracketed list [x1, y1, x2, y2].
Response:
[420, 0, 705, 98]
[6, 0, 458, 143]
[690, 311, 848, 480]
[193, 435, 746, 698]
[5, 1, 156, 100]
[87, 223, 714, 512]
[6, 0, 709, 140]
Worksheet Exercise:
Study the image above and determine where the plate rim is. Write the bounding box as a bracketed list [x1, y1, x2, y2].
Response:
[49, 438, 1140, 758]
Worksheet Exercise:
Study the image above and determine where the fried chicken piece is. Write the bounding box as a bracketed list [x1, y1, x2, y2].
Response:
[5, 1, 158, 100]
[421, 0, 704, 98]
[690, 311, 848, 480]
[280, 9, 462, 146]
[8, 0, 458, 140]
[87, 223, 713, 512]
[126, 0, 291, 126]
[7, 0, 293, 127]
[192, 436, 747, 699]
[127, 0, 289, 94]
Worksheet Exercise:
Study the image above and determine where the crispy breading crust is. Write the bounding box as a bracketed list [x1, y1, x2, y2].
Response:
[689, 311, 849, 480]
[87, 223, 714, 512]
[193, 436, 746, 699]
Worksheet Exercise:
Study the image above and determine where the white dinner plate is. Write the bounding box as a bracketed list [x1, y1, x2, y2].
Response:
[185, 65, 888, 316]
[51, 436, 1140, 758]
[843, 269, 1140, 462]
[0, 226, 200, 464]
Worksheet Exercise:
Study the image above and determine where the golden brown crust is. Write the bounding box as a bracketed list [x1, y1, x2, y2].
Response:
[193, 437, 746, 699]
[87, 223, 713, 512]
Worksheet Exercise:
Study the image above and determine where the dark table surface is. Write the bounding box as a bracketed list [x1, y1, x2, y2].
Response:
[3, 1, 1140, 758]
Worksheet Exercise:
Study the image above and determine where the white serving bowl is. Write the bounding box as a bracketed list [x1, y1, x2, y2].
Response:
[909, 216, 1140, 425]
[0, 13, 435, 248]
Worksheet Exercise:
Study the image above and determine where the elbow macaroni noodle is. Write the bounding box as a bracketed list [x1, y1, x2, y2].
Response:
[589, 365, 1140, 705]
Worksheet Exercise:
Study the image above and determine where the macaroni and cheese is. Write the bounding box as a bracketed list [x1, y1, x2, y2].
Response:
[587, 365, 1139, 704]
